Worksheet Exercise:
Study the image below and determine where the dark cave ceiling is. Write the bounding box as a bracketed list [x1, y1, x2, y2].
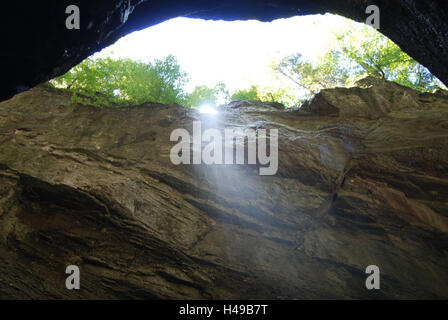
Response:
[1, 0, 447, 102]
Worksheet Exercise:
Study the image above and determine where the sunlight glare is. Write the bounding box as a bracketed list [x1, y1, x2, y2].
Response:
[199, 104, 218, 115]
[93, 14, 354, 95]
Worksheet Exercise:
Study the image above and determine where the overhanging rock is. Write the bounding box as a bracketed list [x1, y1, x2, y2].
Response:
[0, 79, 447, 298]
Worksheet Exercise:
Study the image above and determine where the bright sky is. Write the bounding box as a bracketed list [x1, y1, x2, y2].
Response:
[93, 13, 358, 94]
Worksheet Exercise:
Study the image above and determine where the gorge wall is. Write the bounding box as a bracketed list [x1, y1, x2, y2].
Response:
[2, 0, 448, 102]
[0, 78, 447, 299]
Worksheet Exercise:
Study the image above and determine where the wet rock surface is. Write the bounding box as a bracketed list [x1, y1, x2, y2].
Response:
[0, 79, 447, 299]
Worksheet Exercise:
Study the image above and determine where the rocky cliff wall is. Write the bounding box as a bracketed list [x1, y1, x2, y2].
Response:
[0, 79, 447, 299]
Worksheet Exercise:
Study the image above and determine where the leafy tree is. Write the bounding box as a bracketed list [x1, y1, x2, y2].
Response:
[50, 55, 188, 107]
[186, 82, 229, 107]
[275, 25, 446, 96]
[151, 55, 189, 104]
[256, 86, 300, 107]
[230, 85, 259, 101]
[187, 85, 217, 106]
[275, 53, 348, 97]
[214, 82, 230, 105]
[230, 85, 299, 107]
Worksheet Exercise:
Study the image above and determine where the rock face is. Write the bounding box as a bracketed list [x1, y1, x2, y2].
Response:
[2, 0, 448, 102]
[0, 79, 447, 299]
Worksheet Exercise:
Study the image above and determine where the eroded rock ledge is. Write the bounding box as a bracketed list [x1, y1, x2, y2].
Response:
[0, 79, 447, 299]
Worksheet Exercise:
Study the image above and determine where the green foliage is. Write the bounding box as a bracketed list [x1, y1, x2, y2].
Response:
[50, 23, 446, 110]
[50, 55, 188, 107]
[230, 85, 259, 101]
[187, 85, 217, 106]
[256, 86, 301, 107]
[230, 85, 300, 107]
[331, 27, 444, 92]
[275, 25, 446, 96]
[275, 53, 348, 97]
[186, 82, 229, 107]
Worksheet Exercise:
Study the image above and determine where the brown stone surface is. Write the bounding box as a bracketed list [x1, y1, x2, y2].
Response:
[0, 79, 447, 299]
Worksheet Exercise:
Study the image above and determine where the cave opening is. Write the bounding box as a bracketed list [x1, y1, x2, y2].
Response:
[1, 2, 448, 301]
[48, 13, 446, 111]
